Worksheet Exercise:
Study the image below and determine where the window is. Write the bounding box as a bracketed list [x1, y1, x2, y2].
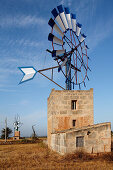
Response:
[73, 120, 76, 127]
[71, 100, 77, 110]
[76, 136, 84, 147]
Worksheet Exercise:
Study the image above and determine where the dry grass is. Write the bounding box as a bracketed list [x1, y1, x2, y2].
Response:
[0, 138, 113, 170]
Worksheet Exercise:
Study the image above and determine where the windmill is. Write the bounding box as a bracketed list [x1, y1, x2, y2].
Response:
[19, 4, 91, 90]
[13, 114, 23, 140]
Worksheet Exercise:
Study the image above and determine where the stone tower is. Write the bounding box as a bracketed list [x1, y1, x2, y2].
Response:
[47, 88, 94, 147]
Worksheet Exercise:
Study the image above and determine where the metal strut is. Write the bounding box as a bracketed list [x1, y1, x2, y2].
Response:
[38, 66, 65, 90]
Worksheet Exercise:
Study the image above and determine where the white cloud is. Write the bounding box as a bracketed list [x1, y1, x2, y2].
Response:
[0, 15, 46, 28]
[8, 38, 44, 48]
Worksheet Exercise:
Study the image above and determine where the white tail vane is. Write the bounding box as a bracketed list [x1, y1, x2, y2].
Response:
[51, 8, 66, 32]
[65, 7, 72, 30]
[48, 18, 64, 37]
[76, 23, 82, 36]
[71, 14, 76, 32]
[48, 33, 64, 45]
[52, 49, 66, 57]
[19, 67, 37, 84]
[57, 5, 69, 30]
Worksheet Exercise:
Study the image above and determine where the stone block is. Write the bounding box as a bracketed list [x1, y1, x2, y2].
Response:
[60, 110, 67, 114]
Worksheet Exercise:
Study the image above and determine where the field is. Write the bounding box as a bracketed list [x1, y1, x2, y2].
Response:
[0, 137, 113, 170]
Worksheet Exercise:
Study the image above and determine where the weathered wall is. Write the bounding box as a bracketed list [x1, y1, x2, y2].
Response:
[51, 123, 111, 154]
[13, 131, 20, 140]
[47, 88, 94, 147]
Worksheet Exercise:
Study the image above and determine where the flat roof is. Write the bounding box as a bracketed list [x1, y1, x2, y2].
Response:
[51, 122, 111, 134]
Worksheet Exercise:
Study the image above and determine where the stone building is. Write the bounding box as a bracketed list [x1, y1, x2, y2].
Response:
[13, 131, 20, 140]
[47, 88, 111, 154]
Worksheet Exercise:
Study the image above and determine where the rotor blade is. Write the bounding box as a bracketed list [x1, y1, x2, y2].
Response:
[46, 49, 52, 54]
[57, 5, 69, 30]
[18, 67, 37, 84]
[80, 34, 86, 42]
[48, 18, 64, 37]
[58, 57, 68, 72]
[71, 14, 76, 32]
[82, 45, 89, 50]
[65, 7, 72, 29]
[51, 8, 66, 32]
[85, 45, 89, 49]
[76, 23, 82, 36]
[52, 49, 66, 57]
[48, 33, 64, 45]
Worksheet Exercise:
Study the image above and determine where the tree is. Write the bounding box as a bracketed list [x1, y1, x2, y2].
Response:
[1, 127, 12, 139]
[31, 125, 38, 140]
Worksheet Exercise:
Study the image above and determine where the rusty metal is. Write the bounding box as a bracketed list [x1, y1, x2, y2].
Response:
[71, 64, 81, 72]
[38, 66, 59, 72]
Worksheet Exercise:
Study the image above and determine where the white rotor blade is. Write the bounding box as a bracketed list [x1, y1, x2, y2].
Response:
[76, 23, 82, 36]
[58, 57, 68, 72]
[51, 8, 66, 32]
[52, 49, 66, 57]
[48, 18, 64, 37]
[80, 34, 86, 42]
[65, 7, 72, 29]
[57, 5, 69, 30]
[48, 33, 64, 45]
[71, 14, 76, 32]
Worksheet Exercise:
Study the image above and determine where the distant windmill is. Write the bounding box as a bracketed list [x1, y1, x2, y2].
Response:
[13, 114, 23, 140]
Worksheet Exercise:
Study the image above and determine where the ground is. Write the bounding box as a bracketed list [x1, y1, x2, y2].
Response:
[0, 137, 113, 170]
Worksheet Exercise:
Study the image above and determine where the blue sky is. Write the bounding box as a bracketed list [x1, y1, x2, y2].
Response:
[0, 0, 113, 137]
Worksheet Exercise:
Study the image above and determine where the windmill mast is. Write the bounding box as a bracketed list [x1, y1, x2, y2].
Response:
[66, 55, 72, 90]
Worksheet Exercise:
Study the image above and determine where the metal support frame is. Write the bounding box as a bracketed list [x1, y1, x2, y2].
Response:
[38, 66, 65, 90]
